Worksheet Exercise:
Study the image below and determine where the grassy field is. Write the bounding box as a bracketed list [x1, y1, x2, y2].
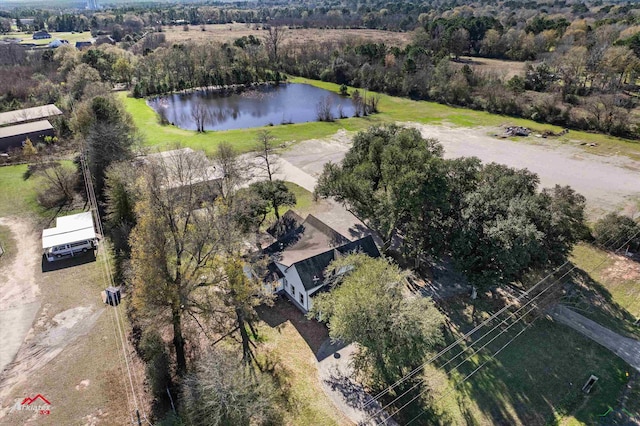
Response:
[0, 165, 42, 217]
[0, 161, 80, 220]
[0, 31, 92, 45]
[123, 78, 640, 160]
[418, 296, 633, 426]
[162, 23, 411, 47]
[569, 243, 640, 339]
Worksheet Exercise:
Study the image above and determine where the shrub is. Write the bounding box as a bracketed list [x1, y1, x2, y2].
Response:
[593, 212, 640, 252]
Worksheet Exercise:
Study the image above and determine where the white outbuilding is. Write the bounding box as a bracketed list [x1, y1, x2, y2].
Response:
[42, 212, 98, 262]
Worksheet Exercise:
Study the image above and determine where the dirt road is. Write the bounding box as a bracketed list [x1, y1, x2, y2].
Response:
[0, 218, 41, 375]
[280, 125, 640, 218]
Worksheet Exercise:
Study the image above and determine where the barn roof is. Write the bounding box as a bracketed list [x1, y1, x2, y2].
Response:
[0, 105, 61, 126]
[0, 120, 53, 139]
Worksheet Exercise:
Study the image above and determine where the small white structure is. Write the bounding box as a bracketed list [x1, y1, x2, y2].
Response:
[42, 212, 98, 261]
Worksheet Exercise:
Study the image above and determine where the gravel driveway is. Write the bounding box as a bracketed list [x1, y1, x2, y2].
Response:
[280, 124, 640, 218]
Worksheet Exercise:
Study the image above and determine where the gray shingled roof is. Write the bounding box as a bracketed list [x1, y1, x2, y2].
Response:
[293, 235, 380, 291]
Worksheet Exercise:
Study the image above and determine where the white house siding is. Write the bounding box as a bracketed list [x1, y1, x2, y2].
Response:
[276, 263, 309, 312]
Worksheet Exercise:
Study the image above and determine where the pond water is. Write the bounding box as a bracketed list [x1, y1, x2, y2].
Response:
[147, 83, 357, 131]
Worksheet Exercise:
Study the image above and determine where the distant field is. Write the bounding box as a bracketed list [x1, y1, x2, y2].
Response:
[0, 31, 92, 45]
[162, 23, 412, 47]
[451, 56, 534, 79]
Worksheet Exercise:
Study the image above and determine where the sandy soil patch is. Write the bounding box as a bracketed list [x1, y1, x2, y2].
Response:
[602, 254, 640, 283]
[0, 218, 40, 374]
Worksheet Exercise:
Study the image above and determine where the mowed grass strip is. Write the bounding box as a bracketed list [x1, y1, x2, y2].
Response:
[0, 224, 17, 268]
[0, 164, 41, 217]
[427, 317, 630, 426]
[123, 79, 640, 160]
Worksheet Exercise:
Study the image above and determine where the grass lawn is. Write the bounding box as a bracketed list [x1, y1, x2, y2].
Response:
[569, 243, 640, 339]
[255, 298, 347, 426]
[416, 297, 633, 426]
[0, 162, 83, 220]
[122, 78, 640, 161]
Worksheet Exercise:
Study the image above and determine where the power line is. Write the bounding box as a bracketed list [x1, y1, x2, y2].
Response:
[377, 229, 640, 425]
[363, 226, 634, 420]
[80, 153, 147, 425]
[78, 149, 135, 423]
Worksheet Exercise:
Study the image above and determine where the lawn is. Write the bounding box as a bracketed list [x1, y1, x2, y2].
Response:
[0, 161, 79, 219]
[122, 78, 640, 161]
[0, 164, 41, 217]
[568, 243, 640, 339]
[255, 298, 347, 426]
[414, 296, 633, 426]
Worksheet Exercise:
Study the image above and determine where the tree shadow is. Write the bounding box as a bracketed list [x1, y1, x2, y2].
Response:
[256, 296, 333, 360]
[429, 294, 631, 426]
[562, 265, 640, 339]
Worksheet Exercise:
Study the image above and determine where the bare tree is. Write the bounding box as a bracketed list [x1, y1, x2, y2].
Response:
[191, 100, 211, 132]
[264, 26, 287, 63]
[33, 160, 78, 208]
[254, 130, 279, 182]
[351, 90, 364, 117]
[130, 148, 243, 374]
[316, 96, 334, 122]
[212, 142, 249, 205]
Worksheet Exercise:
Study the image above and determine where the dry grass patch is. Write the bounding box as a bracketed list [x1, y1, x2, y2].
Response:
[162, 23, 412, 47]
[451, 56, 533, 79]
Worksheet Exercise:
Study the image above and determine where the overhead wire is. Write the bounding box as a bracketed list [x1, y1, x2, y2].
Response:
[363, 225, 633, 418]
[80, 152, 147, 424]
[376, 228, 640, 425]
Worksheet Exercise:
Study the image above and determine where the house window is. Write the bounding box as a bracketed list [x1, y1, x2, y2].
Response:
[299, 293, 304, 306]
[291, 285, 295, 297]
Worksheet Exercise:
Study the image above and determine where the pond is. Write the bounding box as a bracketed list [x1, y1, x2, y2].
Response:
[147, 83, 358, 131]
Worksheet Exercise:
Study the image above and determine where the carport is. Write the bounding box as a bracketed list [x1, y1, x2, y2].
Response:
[42, 212, 97, 258]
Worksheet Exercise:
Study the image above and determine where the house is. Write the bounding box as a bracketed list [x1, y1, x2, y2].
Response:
[95, 35, 115, 46]
[75, 40, 94, 50]
[33, 31, 51, 40]
[0, 120, 54, 152]
[259, 211, 381, 313]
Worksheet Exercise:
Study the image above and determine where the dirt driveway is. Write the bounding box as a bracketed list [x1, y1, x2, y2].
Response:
[0, 218, 40, 375]
[280, 125, 640, 218]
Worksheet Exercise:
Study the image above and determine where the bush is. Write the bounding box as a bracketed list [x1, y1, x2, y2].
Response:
[139, 330, 172, 399]
[593, 213, 640, 252]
